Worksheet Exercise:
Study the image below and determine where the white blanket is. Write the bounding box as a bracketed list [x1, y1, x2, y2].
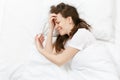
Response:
[9, 41, 120, 80]
[0, 0, 120, 80]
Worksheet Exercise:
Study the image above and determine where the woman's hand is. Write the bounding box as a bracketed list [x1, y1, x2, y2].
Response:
[35, 34, 45, 53]
[49, 13, 57, 31]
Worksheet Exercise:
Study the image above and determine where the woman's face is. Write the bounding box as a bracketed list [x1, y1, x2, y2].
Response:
[55, 13, 73, 36]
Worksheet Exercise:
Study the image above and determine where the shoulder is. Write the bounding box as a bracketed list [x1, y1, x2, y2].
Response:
[67, 28, 96, 50]
[72, 28, 95, 40]
[75, 28, 92, 36]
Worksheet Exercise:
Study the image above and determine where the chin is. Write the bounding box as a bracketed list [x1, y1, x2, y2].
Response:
[59, 33, 64, 36]
[59, 33, 66, 36]
[59, 31, 66, 36]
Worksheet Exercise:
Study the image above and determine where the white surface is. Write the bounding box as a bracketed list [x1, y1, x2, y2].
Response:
[0, 0, 50, 64]
[10, 41, 120, 80]
[0, 0, 120, 80]
[0, 0, 6, 35]
[105, 43, 120, 77]
[1, 41, 120, 80]
[115, 0, 120, 44]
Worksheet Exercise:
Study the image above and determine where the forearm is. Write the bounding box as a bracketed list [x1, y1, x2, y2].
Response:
[38, 49, 63, 66]
[45, 29, 53, 53]
[38, 47, 78, 66]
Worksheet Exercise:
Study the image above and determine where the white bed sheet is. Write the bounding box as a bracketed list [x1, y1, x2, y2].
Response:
[0, 41, 120, 80]
[0, 0, 120, 80]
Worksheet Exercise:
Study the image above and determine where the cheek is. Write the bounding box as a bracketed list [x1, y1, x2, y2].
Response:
[61, 21, 66, 27]
[63, 22, 69, 29]
[59, 20, 67, 29]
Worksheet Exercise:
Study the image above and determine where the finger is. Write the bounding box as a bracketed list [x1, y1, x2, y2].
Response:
[39, 37, 44, 43]
[40, 33, 44, 37]
[50, 15, 57, 21]
[41, 34, 44, 38]
[41, 37, 45, 42]
[50, 17, 56, 25]
[37, 34, 43, 41]
[38, 34, 44, 40]
[35, 34, 39, 40]
[40, 34, 44, 39]
[35, 34, 42, 44]
[50, 17, 56, 21]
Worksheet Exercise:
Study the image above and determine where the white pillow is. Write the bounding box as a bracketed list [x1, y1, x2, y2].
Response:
[0, 0, 4, 36]
[75, 0, 113, 41]
[106, 43, 120, 77]
[115, 0, 120, 44]
[42, 0, 114, 41]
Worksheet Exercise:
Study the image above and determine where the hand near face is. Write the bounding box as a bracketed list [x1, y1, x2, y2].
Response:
[35, 34, 44, 53]
[49, 13, 57, 31]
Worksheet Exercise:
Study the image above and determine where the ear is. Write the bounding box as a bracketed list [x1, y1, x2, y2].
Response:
[67, 17, 72, 24]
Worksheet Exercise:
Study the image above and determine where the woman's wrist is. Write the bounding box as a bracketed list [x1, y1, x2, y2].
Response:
[38, 48, 44, 54]
[40, 48, 48, 56]
[48, 28, 54, 34]
[49, 27, 54, 31]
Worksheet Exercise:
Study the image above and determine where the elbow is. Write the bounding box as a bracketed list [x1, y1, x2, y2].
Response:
[56, 63, 63, 67]
[54, 60, 65, 66]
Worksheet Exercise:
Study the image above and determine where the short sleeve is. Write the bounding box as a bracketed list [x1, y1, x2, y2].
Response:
[67, 29, 96, 50]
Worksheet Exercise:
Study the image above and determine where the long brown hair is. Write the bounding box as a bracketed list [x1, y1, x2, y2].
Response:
[50, 3, 91, 53]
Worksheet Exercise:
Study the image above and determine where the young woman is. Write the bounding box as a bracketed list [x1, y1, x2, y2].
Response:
[12, 3, 119, 80]
[34, 3, 119, 80]
[35, 2, 92, 66]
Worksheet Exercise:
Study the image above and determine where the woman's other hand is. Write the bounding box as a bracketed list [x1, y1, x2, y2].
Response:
[35, 34, 45, 53]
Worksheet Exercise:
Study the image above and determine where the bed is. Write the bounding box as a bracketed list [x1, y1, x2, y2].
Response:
[0, 0, 120, 80]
